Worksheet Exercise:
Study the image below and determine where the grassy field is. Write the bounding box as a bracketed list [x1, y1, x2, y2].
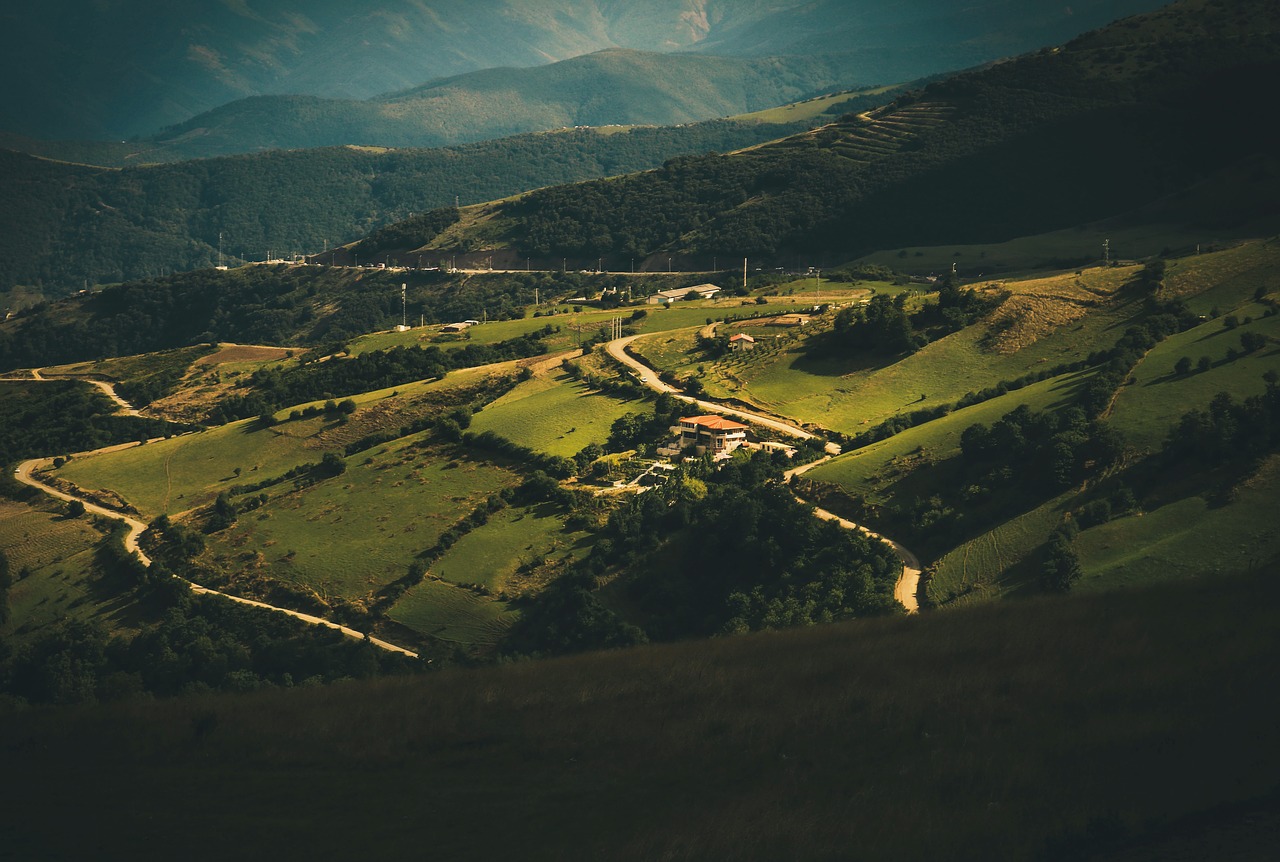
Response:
[468, 372, 643, 458]
[4, 568, 1277, 861]
[206, 436, 519, 603]
[927, 493, 1074, 605]
[806, 369, 1096, 497]
[55, 420, 322, 518]
[1074, 455, 1280, 591]
[36, 344, 216, 385]
[427, 502, 592, 594]
[386, 579, 516, 647]
[0, 500, 137, 641]
[630, 266, 1140, 433]
[52, 365, 510, 517]
[1108, 307, 1280, 451]
[346, 295, 848, 357]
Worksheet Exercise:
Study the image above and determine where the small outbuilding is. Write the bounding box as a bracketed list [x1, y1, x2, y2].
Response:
[728, 333, 755, 351]
[646, 284, 722, 305]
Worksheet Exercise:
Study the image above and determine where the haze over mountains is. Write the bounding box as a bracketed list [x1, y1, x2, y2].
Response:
[5, 0, 1167, 144]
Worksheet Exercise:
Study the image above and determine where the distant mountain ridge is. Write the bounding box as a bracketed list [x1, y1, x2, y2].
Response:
[3, 0, 1167, 142]
[134, 50, 870, 161]
[409, 0, 1280, 267]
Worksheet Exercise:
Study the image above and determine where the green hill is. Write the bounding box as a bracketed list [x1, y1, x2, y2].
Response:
[2, 567, 1277, 861]
[421, 0, 1280, 266]
[0, 115, 837, 297]
[134, 50, 876, 161]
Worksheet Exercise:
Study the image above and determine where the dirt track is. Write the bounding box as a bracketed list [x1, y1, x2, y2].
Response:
[13, 454, 419, 658]
[609, 333, 920, 613]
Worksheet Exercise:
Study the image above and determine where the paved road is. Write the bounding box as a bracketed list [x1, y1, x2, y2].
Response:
[14, 455, 419, 658]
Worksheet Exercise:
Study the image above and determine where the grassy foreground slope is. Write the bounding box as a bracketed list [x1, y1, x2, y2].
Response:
[2, 568, 1276, 861]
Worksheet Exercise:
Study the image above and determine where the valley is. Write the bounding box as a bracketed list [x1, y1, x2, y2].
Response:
[2, 1, 1279, 859]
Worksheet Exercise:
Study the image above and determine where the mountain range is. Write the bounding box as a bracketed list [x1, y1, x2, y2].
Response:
[4, 0, 1167, 142]
[404, 0, 1280, 266]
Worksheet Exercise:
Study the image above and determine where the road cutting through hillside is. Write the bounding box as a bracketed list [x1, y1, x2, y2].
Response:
[15, 368, 142, 416]
[607, 333, 921, 613]
[13, 454, 419, 658]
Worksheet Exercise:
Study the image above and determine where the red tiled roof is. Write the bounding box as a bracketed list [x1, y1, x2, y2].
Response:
[729, 333, 755, 342]
[680, 415, 748, 431]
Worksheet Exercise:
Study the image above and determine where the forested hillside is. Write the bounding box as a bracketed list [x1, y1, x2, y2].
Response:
[0, 266, 688, 372]
[428, 0, 1280, 265]
[0, 116, 830, 296]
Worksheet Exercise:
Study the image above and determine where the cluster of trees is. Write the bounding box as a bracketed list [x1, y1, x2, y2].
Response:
[352, 207, 459, 258]
[506, 452, 901, 655]
[1162, 375, 1280, 467]
[208, 330, 551, 424]
[874, 405, 1123, 554]
[0, 381, 186, 465]
[0, 524, 417, 706]
[1077, 303, 1198, 418]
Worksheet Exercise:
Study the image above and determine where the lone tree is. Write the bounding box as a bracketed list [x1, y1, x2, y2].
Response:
[1174, 356, 1193, 376]
[66, 499, 86, 518]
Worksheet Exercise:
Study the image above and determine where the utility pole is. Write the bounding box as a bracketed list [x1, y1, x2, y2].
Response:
[401, 283, 407, 329]
[743, 258, 748, 293]
[1103, 238, 1111, 265]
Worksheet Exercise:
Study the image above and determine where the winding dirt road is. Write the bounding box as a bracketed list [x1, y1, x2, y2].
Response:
[605, 334, 840, 451]
[13, 454, 419, 658]
[16, 368, 141, 416]
[608, 333, 921, 613]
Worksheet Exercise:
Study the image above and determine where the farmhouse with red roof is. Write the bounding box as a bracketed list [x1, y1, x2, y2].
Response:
[669, 414, 749, 458]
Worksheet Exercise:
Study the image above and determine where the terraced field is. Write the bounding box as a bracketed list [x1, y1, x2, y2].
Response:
[753, 100, 958, 167]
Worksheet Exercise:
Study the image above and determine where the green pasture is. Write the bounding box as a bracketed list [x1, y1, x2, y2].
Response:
[345, 296, 841, 357]
[429, 502, 591, 594]
[468, 372, 642, 458]
[387, 579, 516, 646]
[807, 369, 1096, 498]
[1109, 308, 1280, 450]
[629, 266, 1142, 433]
[927, 493, 1074, 606]
[52, 368, 504, 517]
[206, 437, 519, 601]
[1074, 455, 1280, 590]
[1164, 236, 1280, 314]
[0, 500, 134, 640]
[55, 422, 319, 518]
